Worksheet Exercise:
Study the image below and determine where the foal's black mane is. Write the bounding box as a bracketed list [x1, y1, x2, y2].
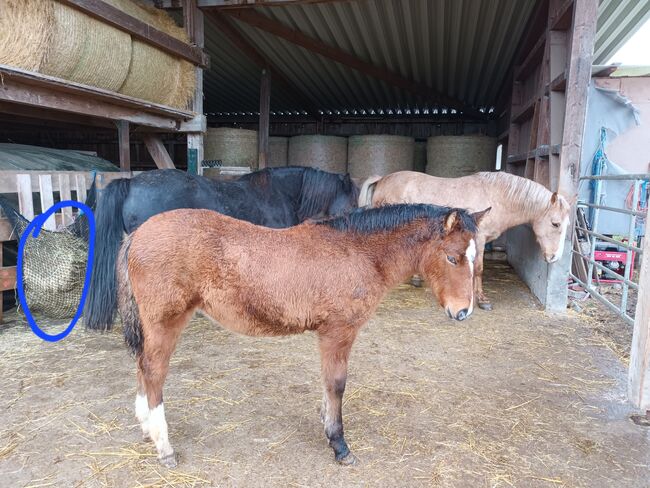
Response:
[241, 166, 359, 219]
[317, 204, 477, 235]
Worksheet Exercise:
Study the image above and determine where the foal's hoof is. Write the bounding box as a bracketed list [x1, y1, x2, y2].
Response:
[142, 433, 152, 442]
[410, 276, 424, 288]
[336, 452, 358, 466]
[159, 452, 178, 469]
[478, 301, 493, 311]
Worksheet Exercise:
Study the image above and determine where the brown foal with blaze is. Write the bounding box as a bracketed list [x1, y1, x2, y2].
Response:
[117, 203, 489, 467]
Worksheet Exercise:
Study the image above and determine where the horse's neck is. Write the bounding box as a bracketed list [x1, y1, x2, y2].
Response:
[364, 228, 424, 288]
[486, 176, 550, 234]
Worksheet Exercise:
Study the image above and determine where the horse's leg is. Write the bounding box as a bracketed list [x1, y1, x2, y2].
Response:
[135, 356, 151, 441]
[318, 328, 358, 466]
[474, 238, 492, 311]
[141, 314, 189, 468]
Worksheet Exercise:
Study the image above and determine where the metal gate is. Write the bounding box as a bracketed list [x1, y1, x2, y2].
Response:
[571, 173, 649, 325]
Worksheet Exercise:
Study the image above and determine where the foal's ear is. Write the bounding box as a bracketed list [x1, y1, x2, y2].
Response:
[444, 210, 459, 234]
[550, 192, 558, 204]
[471, 207, 491, 226]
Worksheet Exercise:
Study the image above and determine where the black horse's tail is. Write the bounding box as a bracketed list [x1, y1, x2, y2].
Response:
[117, 235, 142, 355]
[84, 178, 131, 330]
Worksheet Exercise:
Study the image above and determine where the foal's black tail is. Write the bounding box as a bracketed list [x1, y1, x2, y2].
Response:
[84, 178, 131, 330]
[117, 235, 143, 355]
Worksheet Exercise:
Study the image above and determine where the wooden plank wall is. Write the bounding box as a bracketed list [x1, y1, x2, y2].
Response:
[0, 171, 132, 323]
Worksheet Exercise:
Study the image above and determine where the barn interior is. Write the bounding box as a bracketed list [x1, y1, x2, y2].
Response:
[1, 0, 650, 485]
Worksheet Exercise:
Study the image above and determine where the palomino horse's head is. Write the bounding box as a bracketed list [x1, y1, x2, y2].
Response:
[420, 207, 491, 321]
[531, 192, 573, 263]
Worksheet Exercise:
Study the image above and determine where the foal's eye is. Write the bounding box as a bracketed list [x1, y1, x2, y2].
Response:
[447, 255, 457, 265]
[552, 222, 560, 228]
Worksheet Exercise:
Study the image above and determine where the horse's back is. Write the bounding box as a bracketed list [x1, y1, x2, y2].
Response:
[374, 171, 489, 212]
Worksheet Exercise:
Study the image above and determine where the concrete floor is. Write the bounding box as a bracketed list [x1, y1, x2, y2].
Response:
[0, 262, 648, 487]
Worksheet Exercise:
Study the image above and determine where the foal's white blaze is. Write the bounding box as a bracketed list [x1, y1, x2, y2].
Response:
[135, 393, 150, 435]
[149, 403, 174, 458]
[466, 239, 476, 315]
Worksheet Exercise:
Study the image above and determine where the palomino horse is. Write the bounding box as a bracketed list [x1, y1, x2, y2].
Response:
[117, 204, 489, 467]
[86, 166, 359, 331]
[359, 171, 573, 310]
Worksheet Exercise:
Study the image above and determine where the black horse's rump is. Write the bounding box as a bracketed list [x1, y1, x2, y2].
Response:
[85, 166, 359, 331]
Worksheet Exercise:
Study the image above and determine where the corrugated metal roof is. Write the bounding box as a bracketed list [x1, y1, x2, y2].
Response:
[594, 0, 650, 64]
[201, 0, 649, 116]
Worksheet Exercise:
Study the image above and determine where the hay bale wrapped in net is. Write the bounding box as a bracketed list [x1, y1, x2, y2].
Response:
[205, 128, 258, 167]
[413, 141, 427, 173]
[0, 0, 194, 109]
[288, 135, 347, 173]
[0, 183, 96, 319]
[347, 135, 414, 179]
[426, 135, 497, 177]
[268, 136, 289, 167]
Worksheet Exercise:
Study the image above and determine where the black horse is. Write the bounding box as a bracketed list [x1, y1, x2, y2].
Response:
[85, 166, 359, 330]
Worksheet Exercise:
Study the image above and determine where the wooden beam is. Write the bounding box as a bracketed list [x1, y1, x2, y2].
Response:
[258, 69, 271, 169]
[58, 0, 209, 68]
[225, 9, 484, 117]
[629, 235, 650, 411]
[557, 0, 597, 196]
[0, 65, 193, 130]
[143, 135, 176, 169]
[206, 11, 320, 118]
[117, 120, 131, 171]
[157, 0, 344, 9]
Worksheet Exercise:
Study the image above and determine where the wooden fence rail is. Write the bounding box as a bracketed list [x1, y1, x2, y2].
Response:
[0, 171, 132, 323]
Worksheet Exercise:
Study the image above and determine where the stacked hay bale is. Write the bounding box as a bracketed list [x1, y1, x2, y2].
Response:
[426, 135, 497, 177]
[413, 141, 427, 173]
[0, 0, 195, 108]
[205, 128, 258, 167]
[268, 136, 289, 167]
[288, 135, 347, 173]
[347, 135, 414, 179]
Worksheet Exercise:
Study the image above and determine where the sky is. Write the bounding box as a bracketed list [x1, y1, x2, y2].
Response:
[606, 17, 650, 65]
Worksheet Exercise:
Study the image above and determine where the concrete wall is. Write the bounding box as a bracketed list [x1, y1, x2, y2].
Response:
[507, 225, 571, 312]
[594, 77, 650, 174]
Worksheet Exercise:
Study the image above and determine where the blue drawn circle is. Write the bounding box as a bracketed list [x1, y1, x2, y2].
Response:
[16, 201, 95, 342]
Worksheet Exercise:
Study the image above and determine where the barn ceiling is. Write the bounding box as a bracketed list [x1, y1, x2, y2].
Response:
[198, 0, 650, 117]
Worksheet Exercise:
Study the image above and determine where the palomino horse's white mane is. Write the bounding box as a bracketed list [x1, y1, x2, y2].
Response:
[476, 172, 566, 214]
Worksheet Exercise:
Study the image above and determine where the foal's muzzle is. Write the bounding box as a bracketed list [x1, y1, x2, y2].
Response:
[445, 307, 471, 321]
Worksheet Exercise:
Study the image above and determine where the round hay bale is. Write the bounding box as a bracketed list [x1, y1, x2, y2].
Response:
[288, 135, 347, 173]
[413, 141, 427, 173]
[0, 0, 53, 72]
[0, 0, 194, 109]
[426, 135, 497, 177]
[347, 135, 414, 179]
[42, 3, 132, 92]
[268, 136, 289, 167]
[205, 128, 258, 167]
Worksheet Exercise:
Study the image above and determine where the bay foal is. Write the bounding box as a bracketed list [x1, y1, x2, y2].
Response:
[117, 204, 489, 467]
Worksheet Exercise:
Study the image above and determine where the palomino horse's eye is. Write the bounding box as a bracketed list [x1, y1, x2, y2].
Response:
[552, 222, 560, 228]
[447, 255, 457, 265]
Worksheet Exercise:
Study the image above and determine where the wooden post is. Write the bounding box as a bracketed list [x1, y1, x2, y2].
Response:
[185, 0, 205, 175]
[117, 120, 130, 172]
[557, 0, 598, 197]
[629, 236, 650, 411]
[258, 69, 271, 169]
[143, 135, 176, 169]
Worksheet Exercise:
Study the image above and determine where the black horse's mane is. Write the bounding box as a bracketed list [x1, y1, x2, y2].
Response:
[296, 167, 358, 220]
[240, 166, 359, 220]
[317, 204, 477, 235]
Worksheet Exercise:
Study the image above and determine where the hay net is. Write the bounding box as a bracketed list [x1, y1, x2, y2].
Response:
[0, 183, 96, 319]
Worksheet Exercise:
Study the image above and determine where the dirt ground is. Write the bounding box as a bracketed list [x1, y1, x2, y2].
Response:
[1, 262, 649, 488]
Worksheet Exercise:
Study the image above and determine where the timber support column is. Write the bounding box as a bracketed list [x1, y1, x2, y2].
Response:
[184, 0, 206, 175]
[258, 69, 271, 169]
